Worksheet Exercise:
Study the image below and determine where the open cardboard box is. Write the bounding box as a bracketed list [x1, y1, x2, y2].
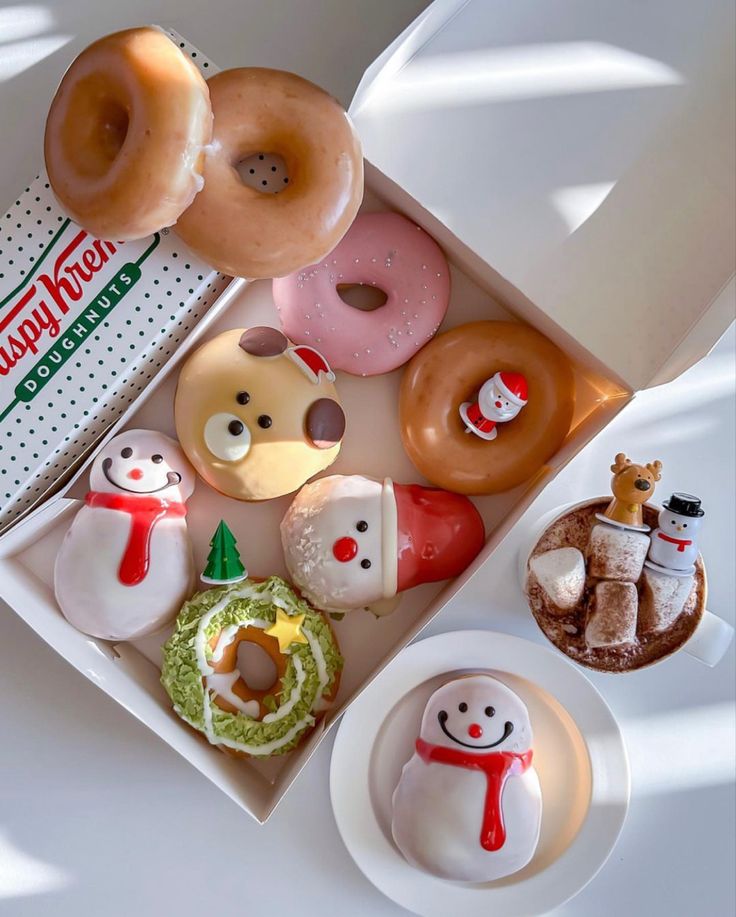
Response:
[0, 2, 734, 822]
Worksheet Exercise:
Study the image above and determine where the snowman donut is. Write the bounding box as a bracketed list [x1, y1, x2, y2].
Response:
[392, 674, 542, 882]
[280, 474, 485, 615]
[54, 429, 195, 641]
[161, 576, 342, 757]
[400, 321, 575, 494]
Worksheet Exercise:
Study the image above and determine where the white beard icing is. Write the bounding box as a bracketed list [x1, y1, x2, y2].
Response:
[391, 674, 542, 883]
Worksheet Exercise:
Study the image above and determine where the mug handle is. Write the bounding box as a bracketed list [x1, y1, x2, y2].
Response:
[683, 610, 734, 667]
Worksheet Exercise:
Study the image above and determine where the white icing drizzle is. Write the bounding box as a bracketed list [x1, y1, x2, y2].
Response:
[189, 580, 328, 755]
[206, 670, 260, 718]
[262, 656, 305, 723]
[302, 628, 329, 704]
[178, 707, 316, 757]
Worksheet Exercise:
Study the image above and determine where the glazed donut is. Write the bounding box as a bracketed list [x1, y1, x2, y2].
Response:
[161, 576, 342, 757]
[400, 321, 575, 495]
[45, 27, 212, 241]
[272, 212, 450, 375]
[175, 68, 363, 279]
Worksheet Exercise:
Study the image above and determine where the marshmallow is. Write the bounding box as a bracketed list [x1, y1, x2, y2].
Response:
[587, 524, 649, 582]
[529, 547, 586, 612]
[585, 581, 638, 648]
[639, 569, 694, 633]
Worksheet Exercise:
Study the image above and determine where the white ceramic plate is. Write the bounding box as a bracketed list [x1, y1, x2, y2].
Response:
[329, 630, 629, 917]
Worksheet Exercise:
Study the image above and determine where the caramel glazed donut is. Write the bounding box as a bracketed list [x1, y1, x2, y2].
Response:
[400, 321, 575, 495]
[175, 68, 364, 279]
[45, 27, 212, 240]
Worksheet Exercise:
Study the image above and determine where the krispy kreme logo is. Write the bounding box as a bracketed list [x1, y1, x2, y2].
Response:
[0, 221, 159, 422]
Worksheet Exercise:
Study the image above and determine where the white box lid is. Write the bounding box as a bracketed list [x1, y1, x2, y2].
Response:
[350, 0, 736, 390]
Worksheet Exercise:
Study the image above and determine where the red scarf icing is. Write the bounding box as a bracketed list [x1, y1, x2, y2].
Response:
[85, 491, 186, 586]
[657, 532, 692, 552]
[416, 737, 533, 851]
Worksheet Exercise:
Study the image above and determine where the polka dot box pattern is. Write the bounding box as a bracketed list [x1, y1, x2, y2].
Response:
[0, 31, 231, 532]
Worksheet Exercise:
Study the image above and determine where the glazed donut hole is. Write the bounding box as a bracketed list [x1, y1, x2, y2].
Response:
[236, 151, 291, 194]
[60, 77, 131, 179]
[234, 640, 279, 692]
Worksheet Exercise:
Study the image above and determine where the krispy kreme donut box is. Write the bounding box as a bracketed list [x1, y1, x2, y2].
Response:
[0, 8, 733, 823]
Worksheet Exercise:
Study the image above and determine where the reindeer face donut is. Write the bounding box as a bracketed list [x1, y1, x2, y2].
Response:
[272, 212, 450, 376]
[174, 327, 345, 501]
[175, 68, 363, 279]
[400, 321, 575, 495]
[54, 429, 196, 641]
[161, 576, 342, 757]
[45, 27, 212, 240]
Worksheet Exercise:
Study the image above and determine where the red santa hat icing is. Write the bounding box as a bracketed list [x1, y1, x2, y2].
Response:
[287, 345, 336, 383]
[494, 371, 528, 406]
[383, 479, 486, 595]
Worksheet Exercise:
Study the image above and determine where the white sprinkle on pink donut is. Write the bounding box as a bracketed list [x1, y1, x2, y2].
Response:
[272, 212, 450, 376]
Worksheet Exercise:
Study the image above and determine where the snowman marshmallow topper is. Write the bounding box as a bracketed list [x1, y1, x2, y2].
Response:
[280, 474, 485, 616]
[459, 371, 528, 441]
[646, 493, 704, 576]
[54, 430, 196, 641]
[392, 674, 542, 882]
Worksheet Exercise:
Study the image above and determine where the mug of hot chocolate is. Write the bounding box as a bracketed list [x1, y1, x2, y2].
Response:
[518, 453, 733, 672]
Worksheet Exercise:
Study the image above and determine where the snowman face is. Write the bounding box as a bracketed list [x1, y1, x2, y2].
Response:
[659, 508, 702, 537]
[90, 430, 195, 501]
[477, 379, 522, 423]
[419, 674, 532, 754]
[281, 475, 389, 611]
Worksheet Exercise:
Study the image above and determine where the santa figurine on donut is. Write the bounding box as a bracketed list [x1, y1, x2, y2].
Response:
[460, 371, 528, 441]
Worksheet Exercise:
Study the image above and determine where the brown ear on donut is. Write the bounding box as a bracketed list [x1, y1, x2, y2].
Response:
[306, 398, 346, 449]
[239, 327, 289, 357]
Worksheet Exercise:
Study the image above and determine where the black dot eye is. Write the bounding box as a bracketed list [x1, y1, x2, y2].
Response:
[356, 520, 368, 532]
[228, 419, 244, 436]
[120, 447, 132, 458]
[258, 415, 272, 429]
[671, 520, 677, 524]
[151, 454, 163, 464]
[683, 523, 688, 527]
[236, 391, 250, 405]
[485, 706, 495, 717]
[360, 559, 371, 569]
[458, 702, 468, 713]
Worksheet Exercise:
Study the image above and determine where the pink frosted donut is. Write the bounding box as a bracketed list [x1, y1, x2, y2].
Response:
[272, 212, 450, 376]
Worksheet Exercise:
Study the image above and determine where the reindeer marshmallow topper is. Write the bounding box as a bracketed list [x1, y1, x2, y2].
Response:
[174, 327, 346, 501]
[599, 452, 663, 531]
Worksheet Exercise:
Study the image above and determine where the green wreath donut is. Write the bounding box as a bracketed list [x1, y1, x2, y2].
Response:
[161, 576, 343, 757]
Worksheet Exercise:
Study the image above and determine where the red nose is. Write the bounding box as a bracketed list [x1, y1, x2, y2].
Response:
[127, 468, 144, 480]
[332, 536, 358, 562]
[494, 400, 502, 408]
[468, 723, 483, 739]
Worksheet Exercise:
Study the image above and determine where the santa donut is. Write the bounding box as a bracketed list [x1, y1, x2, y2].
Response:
[280, 474, 485, 616]
[460, 371, 528, 441]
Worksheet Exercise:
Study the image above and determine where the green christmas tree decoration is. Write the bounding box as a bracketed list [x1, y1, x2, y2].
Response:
[200, 520, 248, 585]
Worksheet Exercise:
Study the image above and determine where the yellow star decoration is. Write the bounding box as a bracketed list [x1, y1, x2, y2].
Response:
[265, 609, 308, 653]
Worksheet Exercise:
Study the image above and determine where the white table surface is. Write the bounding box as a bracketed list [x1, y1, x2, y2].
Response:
[0, 3, 734, 915]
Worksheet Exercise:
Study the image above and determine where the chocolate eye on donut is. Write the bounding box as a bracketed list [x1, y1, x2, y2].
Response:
[151, 454, 163, 463]
[236, 391, 250, 405]
[356, 520, 368, 532]
[258, 415, 272, 429]
[485, 706, 495, 717]
[121, 447, 133, 458]
[360, 559, 371, 569]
